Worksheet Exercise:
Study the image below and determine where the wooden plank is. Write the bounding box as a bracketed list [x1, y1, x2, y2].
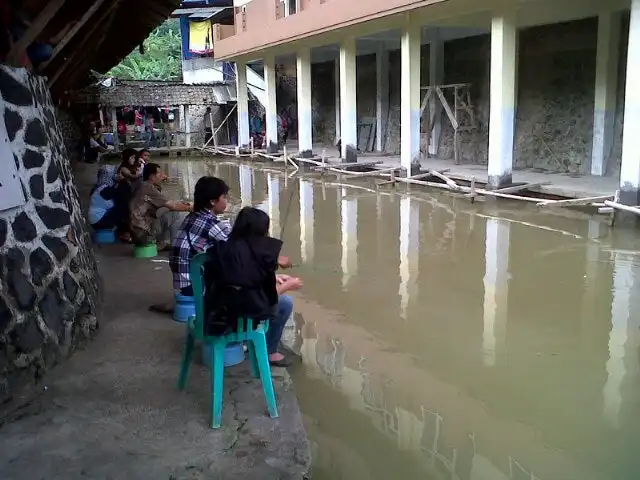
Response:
[604, 200, 640, 216]
[48, 1, 119, 87]
[39, 0, 108, 71]
[7, 0, 67, 65]
[420, 88, 433, 116]
[435, 87, 458, 130]
[496, 181, 551, 194]
[538, 195, 613, 208]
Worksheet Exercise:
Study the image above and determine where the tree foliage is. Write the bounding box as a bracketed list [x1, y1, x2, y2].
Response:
[107, 19, 182, 81]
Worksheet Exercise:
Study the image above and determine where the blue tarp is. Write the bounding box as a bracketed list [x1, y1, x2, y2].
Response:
[179, 16, 192, 60]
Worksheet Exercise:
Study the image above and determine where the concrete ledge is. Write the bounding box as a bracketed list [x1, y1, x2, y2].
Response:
[0, 249, 311, 480]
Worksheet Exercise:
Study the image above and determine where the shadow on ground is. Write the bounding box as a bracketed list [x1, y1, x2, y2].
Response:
[0, 246, 310, 480]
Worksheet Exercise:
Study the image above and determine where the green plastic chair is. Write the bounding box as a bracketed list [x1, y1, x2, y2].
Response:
[177, 253, 279, 428]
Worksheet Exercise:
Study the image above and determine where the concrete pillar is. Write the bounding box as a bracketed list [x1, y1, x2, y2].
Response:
[488, 12, 517, 189]
[428, 39, 444, 156]
[296, 47, 313, 157]
[264, 54, 279, 153]
[591, 13, 621, 176]
[299, 179, 315, 264]
[603, 252, 640, 428]
[184, 105, 191, 148]
[340, 37, 358, 161]
[239, 164, 253, 206]
[400, 17, 422, 174]
[335, 58, 341, 142]
[110, 108, 119, 151]
[399, 196, 420, 320]
[267, 173, 280, 237]
[236, 60, 250, 147]
[482, 217, 510, 367]
[340, 188, 358, 288]
[620, 0, 640, 205]
[376, 44, 390, 152]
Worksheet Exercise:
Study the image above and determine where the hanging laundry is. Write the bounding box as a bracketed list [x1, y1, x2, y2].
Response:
[188, 20, 214, 54]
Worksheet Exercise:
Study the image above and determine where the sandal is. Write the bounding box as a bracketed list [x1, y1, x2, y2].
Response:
[269, 356, 292, 368]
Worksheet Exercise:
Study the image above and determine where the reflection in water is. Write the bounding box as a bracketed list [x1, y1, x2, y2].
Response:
[239, 164, 252, 206]
[300, 179, 315, 264]
[603, 252, 640, 429]
[399, 196, 420, 320]
[168, 160, 640, 480]
[340, 188, 358, 288]
[482, 218, 510, 367]
[268, 173, 280, 237]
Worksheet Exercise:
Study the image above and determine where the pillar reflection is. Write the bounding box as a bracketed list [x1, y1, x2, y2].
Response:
[340, 187, 358, 288]
[239, 164, 253, 206]
[399, 196, 420, 320]
[482, 218, 511, 367]
[299, 179, 315, 264]
[603, 252, 640, 428]
[267, 173, 280, 237]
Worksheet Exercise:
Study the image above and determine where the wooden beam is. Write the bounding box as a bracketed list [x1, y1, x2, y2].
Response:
[48, 1, 119, 87]
[7, 0, 67, 65]
[537, 195, 613, 208]
[495, 181, 551, 194]
[39, 0, 109, 71]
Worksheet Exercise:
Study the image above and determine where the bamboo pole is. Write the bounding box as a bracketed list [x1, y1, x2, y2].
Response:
[537, 195, 613, 208]
[604, 199, 640, 216]
[496, 181, 551, 194]
[610, 190, 620, 227]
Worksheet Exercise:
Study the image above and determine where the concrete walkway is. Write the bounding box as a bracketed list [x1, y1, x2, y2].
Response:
[0, 245, 311, 480]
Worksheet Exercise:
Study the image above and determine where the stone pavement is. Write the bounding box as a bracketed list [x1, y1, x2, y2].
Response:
[0, 245, 311, 480]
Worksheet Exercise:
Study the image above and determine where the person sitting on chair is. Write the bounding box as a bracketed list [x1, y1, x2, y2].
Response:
[206, 207, 299, 367]
[170, 176, 232, 298]
[129, 163, 192, 250]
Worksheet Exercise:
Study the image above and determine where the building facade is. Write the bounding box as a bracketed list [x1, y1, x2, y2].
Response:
[212, 0, 640, 206]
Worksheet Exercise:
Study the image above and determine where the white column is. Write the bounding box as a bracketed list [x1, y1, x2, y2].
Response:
[482, 218, 510, 366]
[239, 164, 253, 206]
[488, 12, 517, 189]
[184, 105, 192, 148]
[620, 0, 640, 205]
[299, 179, 315, 264]
[236, 60, 250, 147]
[399, 196, 420, 320]
[376, 44, 389, 152]
[603, 252, 640, 428]
[340, 37, 358, 161]
[264, 54, 279, 153]
[340, 188, 358, 288]
[335, 58, 341, 142]
[297, 47, 313, 157]
[267, 173, 280, 237]
[400, 17, 422, 174]
[428, 39, 444, 156]
[591, 13, 621, 176]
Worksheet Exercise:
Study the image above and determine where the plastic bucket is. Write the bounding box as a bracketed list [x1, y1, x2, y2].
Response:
[173, 293, 195, 323]
[133, 243, 158, 259]
[202, 342, 245, 368]
[93, 229, 116, 244]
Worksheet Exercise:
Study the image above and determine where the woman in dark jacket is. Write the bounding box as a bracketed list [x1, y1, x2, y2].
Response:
[207, 207, 300, 367]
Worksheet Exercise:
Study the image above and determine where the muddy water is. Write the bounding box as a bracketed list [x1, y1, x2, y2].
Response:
[163, 158, 640, 480]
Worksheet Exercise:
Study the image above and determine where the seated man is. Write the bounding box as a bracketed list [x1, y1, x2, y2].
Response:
[129, 163, 191, 249]
[170, 176, 232, 297]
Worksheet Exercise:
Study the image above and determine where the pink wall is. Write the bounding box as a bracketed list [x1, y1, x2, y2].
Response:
[215, 0, 446, 59]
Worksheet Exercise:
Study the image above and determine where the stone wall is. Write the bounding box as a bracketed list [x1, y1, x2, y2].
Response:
[0, 66, 100, 402]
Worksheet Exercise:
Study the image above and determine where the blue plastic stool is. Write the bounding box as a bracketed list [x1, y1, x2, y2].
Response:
[173, 293, 195, 323]
[92, 229, 116, 244]
[177, 253, 278, 429]
[202, 342, 245, 368]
